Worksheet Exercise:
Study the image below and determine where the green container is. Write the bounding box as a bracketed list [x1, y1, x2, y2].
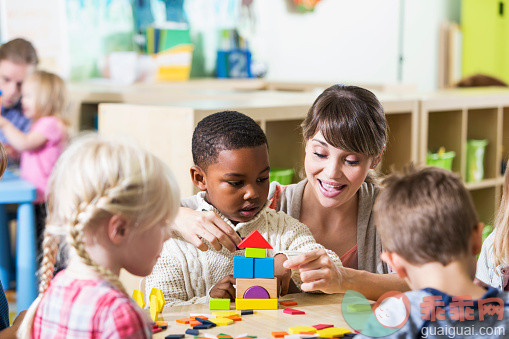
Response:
[269, 168, 294, 185]
[482, 224, 494, 243]
[466, 139, 488, 183]
[426, 151, 456, 171]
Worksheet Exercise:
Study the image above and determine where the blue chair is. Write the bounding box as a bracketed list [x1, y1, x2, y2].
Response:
[0, 170, 37, 312]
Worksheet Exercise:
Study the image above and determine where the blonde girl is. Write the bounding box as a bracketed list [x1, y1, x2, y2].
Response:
[18, 135, 180, 338]
[476, 159, 509, 290]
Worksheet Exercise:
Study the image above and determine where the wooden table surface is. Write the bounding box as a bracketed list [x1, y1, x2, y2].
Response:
[154, 293, 352, 338]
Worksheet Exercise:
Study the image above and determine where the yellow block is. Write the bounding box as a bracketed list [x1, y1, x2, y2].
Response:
[288, 326, 317, 334]
[150, 295, 159, 322]
[235, 298, 278, 310]
[149, 288, 165, 312]
[316, 328, 352, 338]
[211, 311, 240, 317]
[210, 317, 234, 326]
[132, 290, 145, 309]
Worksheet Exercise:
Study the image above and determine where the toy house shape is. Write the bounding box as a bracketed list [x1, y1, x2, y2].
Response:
[234, 230, 278, 310]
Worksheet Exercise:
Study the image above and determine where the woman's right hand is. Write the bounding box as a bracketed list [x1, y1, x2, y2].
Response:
[172, 207, 242, 252]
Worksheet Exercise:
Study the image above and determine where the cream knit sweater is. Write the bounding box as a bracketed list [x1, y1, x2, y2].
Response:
[145, 192, 342, 307]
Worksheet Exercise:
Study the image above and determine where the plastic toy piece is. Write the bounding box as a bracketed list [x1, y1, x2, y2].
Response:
[237, 230, 273, 249]
[288, 326, 317, 334]
[149, 288, 165, 312]
[209, 298, 231, 310]
[224, 315, 242, 321]
[316, 328, 352, 338]
[152, 327, 162, 333]
[254, 258, 274, 279]
[271, 332, 289, 338]
[164, 335, 185, 339]
[233, 256, 254, 278]
[241, 309, 254, 315]
[283, 308, 305, 315]
[236, 278, 277, 299]
[186, 329, 200, 335]
[176, 317, 192, 324]
[245, 247, 266, 258]
[210, 317, 234, 326]
[193, 323, 214, 329]
[279, 300, 298, 306]
[189, 320, 202, 326]
[212, 311, 239, 317]
[195, 318, 217, 327]
[218, 334, 233, 339]
[312, 324, 333, 330]
[132, 290, 145, 309]
[156, 321, 168, 327]
[235, 298, 278, 310]
[150, 295, 160, 321]
[244, 286, 270, 299]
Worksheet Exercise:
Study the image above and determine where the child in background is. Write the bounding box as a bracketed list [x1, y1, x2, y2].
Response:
[355, 166, 509, 338]
[0, 70, 68, 244]
[477, 159, 509, 290]
[17, 135, 180, 338]
[146, 111, 341, 306]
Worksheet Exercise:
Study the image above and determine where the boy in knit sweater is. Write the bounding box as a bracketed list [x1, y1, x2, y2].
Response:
[145, 111, 342, 306]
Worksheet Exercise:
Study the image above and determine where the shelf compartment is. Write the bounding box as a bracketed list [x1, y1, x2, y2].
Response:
[382, 113, 413, 174]
[467, 108, 499, 180]
[470, 187, 497, 226]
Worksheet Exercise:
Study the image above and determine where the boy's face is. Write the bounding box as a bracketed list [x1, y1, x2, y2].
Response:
[193, 145, 270, 223]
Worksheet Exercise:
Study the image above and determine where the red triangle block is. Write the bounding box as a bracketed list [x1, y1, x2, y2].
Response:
[237, 230, 273, 249]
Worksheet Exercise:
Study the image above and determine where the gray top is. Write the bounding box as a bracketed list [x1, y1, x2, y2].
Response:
[476, 232, 509, 290]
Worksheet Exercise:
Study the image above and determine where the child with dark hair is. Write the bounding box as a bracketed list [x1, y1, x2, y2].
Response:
[145, 111, 341, 306]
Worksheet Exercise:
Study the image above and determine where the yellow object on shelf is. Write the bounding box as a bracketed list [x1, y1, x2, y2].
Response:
[155, 44, 194, 81]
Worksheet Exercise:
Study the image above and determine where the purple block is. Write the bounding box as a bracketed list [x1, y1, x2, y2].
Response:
[243, 286, 270, 299]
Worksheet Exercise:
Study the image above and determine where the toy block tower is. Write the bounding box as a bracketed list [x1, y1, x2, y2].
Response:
[233, 230, 278, 310]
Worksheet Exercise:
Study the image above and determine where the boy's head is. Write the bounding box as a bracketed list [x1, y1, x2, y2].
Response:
[374, 166, 482, 278]
[0, 38, 38, 108]
[191, 111, 270, 223]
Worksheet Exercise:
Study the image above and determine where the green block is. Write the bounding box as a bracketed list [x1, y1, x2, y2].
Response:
[245, 247, 266, 258]
[209, 298, 231, 310]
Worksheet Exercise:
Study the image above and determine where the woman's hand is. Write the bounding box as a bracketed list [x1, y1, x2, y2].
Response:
[172, 207, 242, 252]
[283, 248, 344, 294]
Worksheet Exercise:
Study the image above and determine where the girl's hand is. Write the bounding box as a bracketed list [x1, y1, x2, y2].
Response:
[283, 248, 344, 294]
[209, 275, 236, 300]
[274, 253, 292, 296]
[0, 116, 7, 128]
[173, 207, 242, 252]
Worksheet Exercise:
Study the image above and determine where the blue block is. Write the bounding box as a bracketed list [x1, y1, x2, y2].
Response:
[254, 257, 274, 278]
[233, 256, 254, 278]
[186, 329, 199, 335]
[193, 323, 214, 329]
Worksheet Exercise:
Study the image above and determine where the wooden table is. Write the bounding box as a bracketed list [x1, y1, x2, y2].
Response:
[154, 293, 351, 338]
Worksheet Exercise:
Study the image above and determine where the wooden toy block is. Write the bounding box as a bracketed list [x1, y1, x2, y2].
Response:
[191, 316, 208, 320]
[283, 308, 305, 315]
[313, 324, 333, 330]
[132, 289, 145, 309]
[316, 328, 352, 338]
[176, 317, 192, 324]
[288, 326, 317, 334]
[271, 332, 288, 338]
[241, 309, 254, 315]
[152, 327, 162, 333]
[189, 320, 202, 326]
[149, 288, 165, 312]
[235, 298, 278, 310]
[209, 298, 231, 310]
[237, 229, 273, 249]
[156, 321, 168, 327]
[245, 247, 266, 258]
[279, 300, 298, 306]
[236, 278, 277, 299]
[224, 315, 242, 321]
[195, 317, 216, 327]
[193, 323, 214, 329]
[233, 256, 254, 278]
[211, 311, 239, 317]
[165, 335, 185, 339]
[186, 329, 199, 335]
[210, 317, 234, 326]
[218, 334, 233, 339]
[254, 258, 274, 278]
[150, 295, 160, 321]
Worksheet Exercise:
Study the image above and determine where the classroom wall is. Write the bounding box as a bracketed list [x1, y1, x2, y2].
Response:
[251, 0, 461, 91]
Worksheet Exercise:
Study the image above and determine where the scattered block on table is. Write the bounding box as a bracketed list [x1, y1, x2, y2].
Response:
[149, 288, 165, 312]
[246, 336, 257, 338]
[279, 300, 298, 307]
[288, 326, 317, 334]
[195, 318, 217, 327]
[210, 317, 234, 326]
[218, 334, 233, 339]
[233, 256, 254, 278]
[236, 278, 277, 299]
[165, 335, 185, 339]
[241, 309, 254, 315]
[271, 331, 289, 338]
[191, 316, 208, 320]
[235, 333, 249, 339]
[209, 298, 231, 310]
[283, 308, 305, 315]
[152, 327, 162, 334]
[193, 323, 214, 330]
[224, 315, 242, 321]
[316, 328, 352, 338]
[132, 289, 145, 309]
[176, 317, 192, 324]
[189, 320, 202, 327]
[150, 295, 160, 321]
[254, 258, 274, 278]
[156, 321, 168, 327]
[245, 247, 266, 258]
[186, 329, 200, 335]
[312, 324, 333, 330]
[235, 298, 278, 310]
[237, 229, 273, 249]
[212, 311, 239, 317]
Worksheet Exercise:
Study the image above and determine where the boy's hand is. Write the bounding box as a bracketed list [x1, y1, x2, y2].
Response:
[283, 248, 344, 294]
[0, 310, 26, 338]
[209, 275, 236, 300]
[173, 207, 242, 253]
[274, 253, 292, 296]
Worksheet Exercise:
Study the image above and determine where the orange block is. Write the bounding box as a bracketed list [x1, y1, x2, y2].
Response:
[191, 316, 208, 320]
[189, 320, 201, 326]
[280, 301, 298, 306]
[271, 332, 289, 338]
[156, 321, 168, 327]
[225, 315, 242, 321]
[176, 318, 191, 324]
